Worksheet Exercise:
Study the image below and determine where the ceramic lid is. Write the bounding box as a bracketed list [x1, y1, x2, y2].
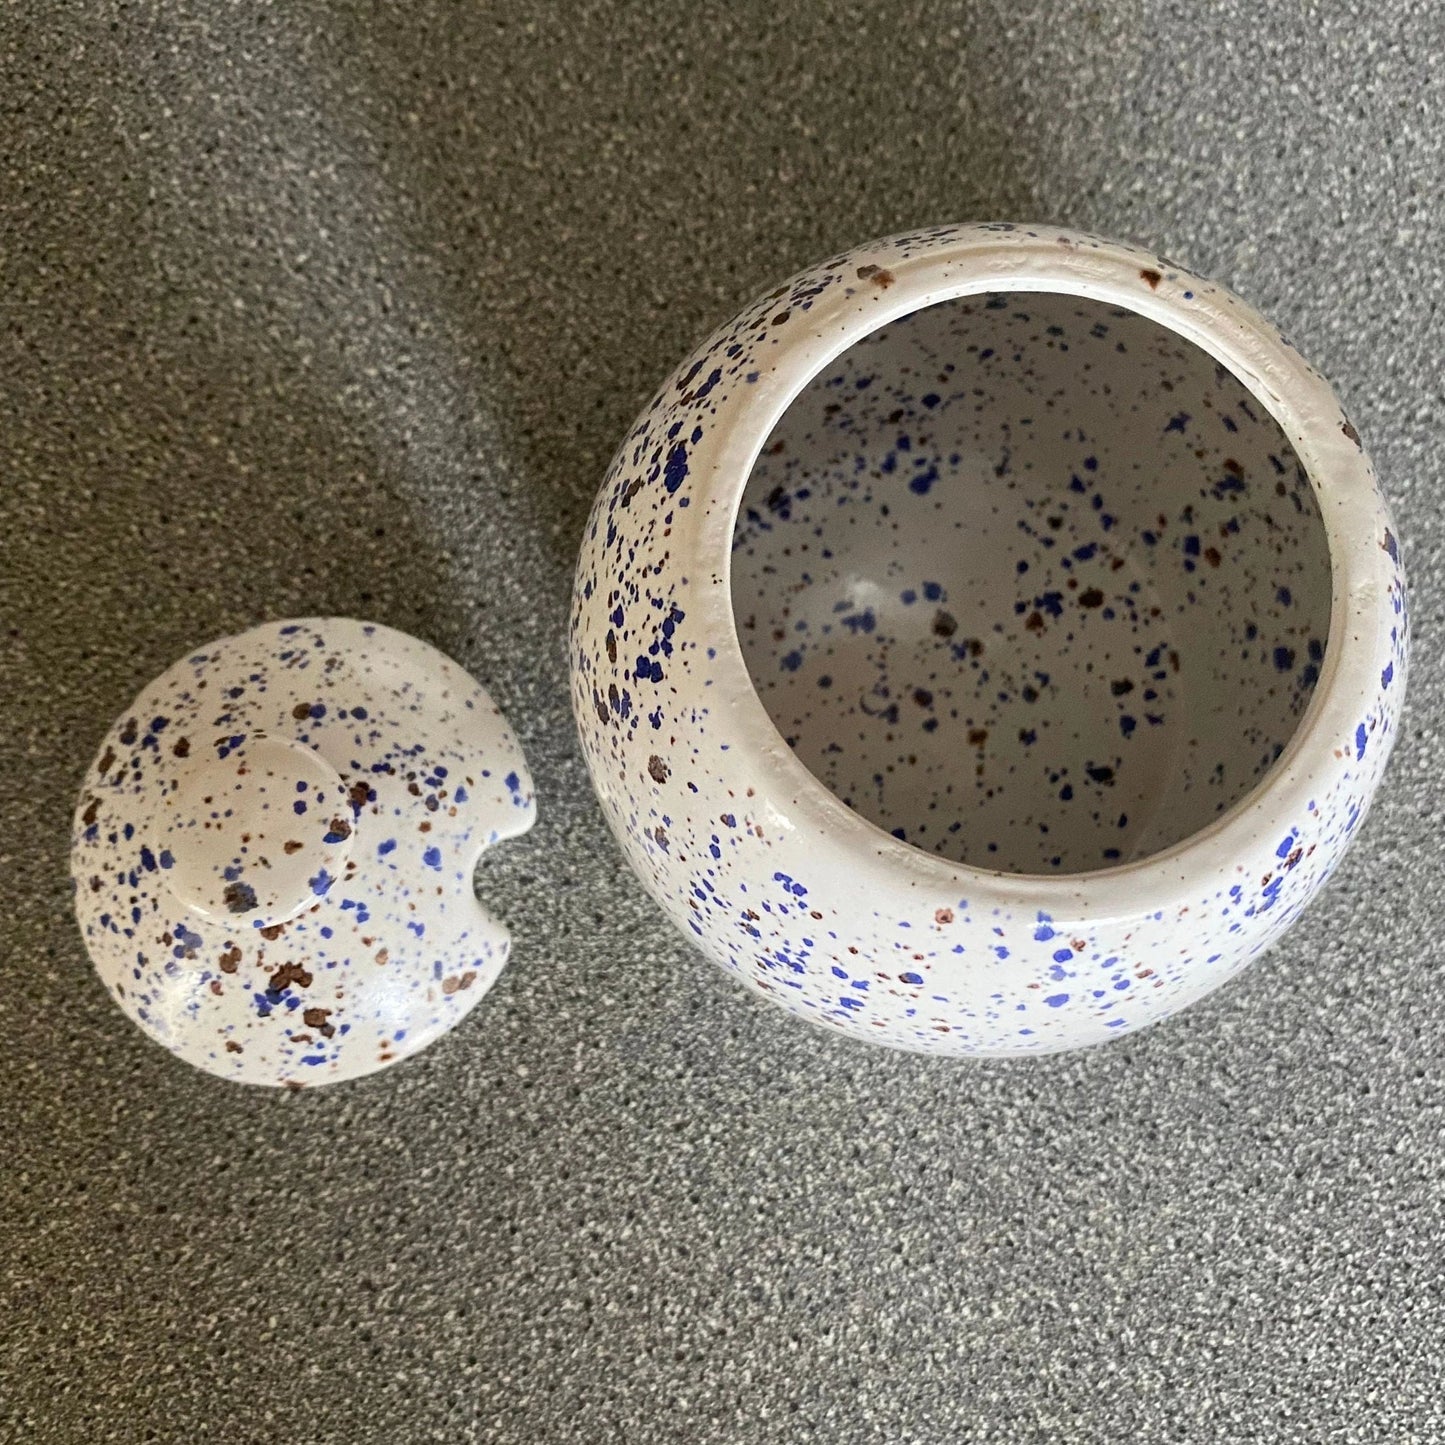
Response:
[71, 618, 536, 1087]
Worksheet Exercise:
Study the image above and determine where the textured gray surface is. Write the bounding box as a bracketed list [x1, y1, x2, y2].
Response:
[3, 1, 1443, 1439]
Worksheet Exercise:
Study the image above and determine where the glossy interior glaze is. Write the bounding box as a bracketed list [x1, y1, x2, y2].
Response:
[732, 291, 1332, 874]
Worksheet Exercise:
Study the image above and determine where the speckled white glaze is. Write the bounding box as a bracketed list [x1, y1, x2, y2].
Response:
[72, 618, 536, 1086]
[571, 224, 1407, 1055]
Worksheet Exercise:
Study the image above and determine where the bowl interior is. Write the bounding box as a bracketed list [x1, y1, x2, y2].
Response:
[731, 289, 1332, 875]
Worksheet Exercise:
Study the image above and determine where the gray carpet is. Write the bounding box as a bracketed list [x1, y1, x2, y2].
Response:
[4, 2, 1443, 1440]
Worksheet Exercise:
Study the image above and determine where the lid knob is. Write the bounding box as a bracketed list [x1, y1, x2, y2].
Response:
[159, 734, 356, 929]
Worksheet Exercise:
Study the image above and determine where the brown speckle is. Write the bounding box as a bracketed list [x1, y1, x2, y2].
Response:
[218, 946, 242, 973]
[172, 736, 190, 758]
[223, 880, 259, 915]
[269, 961, 313, 993]
[349, 781, 372, 809]
[81, 797, 100, 827]
[931, 609, 957, 639]
[327, 817, 351, 841]
[97, 746, 116, 775]
[1341, 419, 1362, 447]
[1025, 611, 1045, 633]
[119, 718, 137, 745]
[303, 1006, 336, 1039]
[283, 839, 303, 854]
[934, 908, 953, 925]
[225, 1040, 243, 1054]
[1140, 268, 1162, 289]
[293, 702, 312, 719]
[648, 755, 670, 784]
[1078, 587, 1105, 608]
[967, 727, 989, 746]
[259, 923, 285, 941]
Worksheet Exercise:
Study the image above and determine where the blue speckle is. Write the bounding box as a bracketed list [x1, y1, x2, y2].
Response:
[422, 846, 442, 870]
[663, 442, 689, 494]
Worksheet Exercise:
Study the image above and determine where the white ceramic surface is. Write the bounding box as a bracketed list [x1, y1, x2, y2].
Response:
[72, 618, 536, 1086]
[571, 223, 1407, 1055]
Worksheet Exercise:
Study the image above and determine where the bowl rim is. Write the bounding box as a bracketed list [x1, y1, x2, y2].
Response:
[686, 223, 1397, 917]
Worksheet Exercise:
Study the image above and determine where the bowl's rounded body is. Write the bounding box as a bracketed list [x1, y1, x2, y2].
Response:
[570, 224, 1407, 1055]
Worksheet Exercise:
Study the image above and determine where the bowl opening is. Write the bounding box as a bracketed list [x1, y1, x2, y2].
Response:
[730, 289, 1332, 876]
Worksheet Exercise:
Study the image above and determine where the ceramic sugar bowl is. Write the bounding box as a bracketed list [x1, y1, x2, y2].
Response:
[571, 223, 1407, 1055]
